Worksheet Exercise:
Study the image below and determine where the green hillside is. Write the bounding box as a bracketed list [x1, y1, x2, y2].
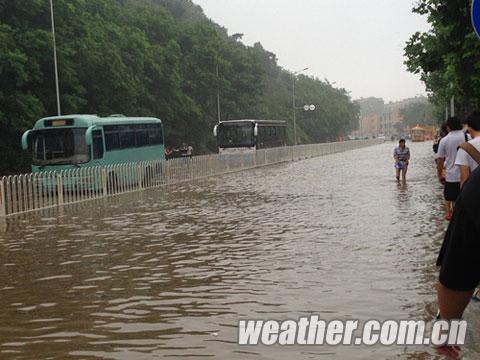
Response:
[0, 0, 359, 174]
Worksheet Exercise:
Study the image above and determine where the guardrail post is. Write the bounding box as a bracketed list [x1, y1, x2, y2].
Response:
[137, 164, 143, 190]
[102, 168, 108, 197]
[0, 178, 6, 217]
[56, 173, 64, 205]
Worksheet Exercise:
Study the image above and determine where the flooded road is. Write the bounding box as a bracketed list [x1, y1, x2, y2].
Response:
[0, 142, 478, 359]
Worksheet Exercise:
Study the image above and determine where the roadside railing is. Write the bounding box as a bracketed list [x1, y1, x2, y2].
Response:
[0, 139, 381, 217]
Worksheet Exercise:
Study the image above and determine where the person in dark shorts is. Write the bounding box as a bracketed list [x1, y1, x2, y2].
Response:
[443, 181, 460, 202]
[436, 117, 465, 220]
[435, 165, 480, 358]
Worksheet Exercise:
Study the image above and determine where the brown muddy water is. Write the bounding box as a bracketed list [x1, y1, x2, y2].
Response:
[0, 142, 478, 359]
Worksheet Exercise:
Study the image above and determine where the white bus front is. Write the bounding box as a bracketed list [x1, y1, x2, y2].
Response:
[213, 121, 257, 154]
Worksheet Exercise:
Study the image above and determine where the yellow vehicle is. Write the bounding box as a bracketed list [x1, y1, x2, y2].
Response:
[422, 125, 437, 140]
[410, 125, 425, 142]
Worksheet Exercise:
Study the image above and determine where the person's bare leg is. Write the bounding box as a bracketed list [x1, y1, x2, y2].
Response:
[437, 282, 473, 319]
[436, 282, 473, 359]
[396, 167, 401, 181]
[402, 166, 408, 181]
[445, 201, 451, 217]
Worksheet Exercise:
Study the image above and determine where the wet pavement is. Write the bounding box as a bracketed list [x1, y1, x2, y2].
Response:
[0, 142, 478, 359]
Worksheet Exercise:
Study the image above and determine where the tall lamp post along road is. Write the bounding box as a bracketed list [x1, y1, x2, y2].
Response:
[50, 0, 61, 116]
[292, 67, 309, 145]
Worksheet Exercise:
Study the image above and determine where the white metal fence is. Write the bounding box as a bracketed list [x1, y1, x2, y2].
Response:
[0, 139, 381, 217]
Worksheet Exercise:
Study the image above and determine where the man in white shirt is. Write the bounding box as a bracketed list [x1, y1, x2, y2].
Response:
[437, 117, 465, 221]
[455, 111, 480, 187]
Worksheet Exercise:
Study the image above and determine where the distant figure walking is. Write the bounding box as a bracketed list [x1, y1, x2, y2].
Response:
[393, 139, 410, 182]
[179, 143, 189, 157]
[433, 122, 448, 154]
[165, 146, 174, 160]
[187, 144, 194, 157]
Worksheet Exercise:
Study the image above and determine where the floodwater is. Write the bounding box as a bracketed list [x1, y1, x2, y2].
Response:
[0, 142, 478, 359]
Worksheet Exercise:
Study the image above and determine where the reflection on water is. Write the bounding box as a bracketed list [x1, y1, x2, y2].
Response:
[0, 142, 478, 359]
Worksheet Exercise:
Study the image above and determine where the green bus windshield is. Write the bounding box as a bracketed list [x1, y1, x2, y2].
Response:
[32, 128, 89, 166]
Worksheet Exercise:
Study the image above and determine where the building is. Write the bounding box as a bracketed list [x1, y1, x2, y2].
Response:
[353, 97, 384, 138]
[351, 96, 429, 139]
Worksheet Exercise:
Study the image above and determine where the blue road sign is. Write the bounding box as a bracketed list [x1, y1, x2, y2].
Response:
[472, 0, 480, 38]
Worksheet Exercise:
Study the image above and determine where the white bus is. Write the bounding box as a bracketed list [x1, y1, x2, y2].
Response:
[213, 120, 287, 154]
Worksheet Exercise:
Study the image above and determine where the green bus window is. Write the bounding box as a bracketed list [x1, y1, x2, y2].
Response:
[92, 130, 104, 159]
[148, 124, 163, 145]
[120, 128, 135, 149]
[35, 137, 45, 160]
[104, 125, 120, 151]
[31, 128, 89, 165]
[135, 128, 149, 147]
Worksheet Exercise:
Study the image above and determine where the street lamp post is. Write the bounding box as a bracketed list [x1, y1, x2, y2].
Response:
[50, 0, 61, 116]
[292, 67, 309, 145]
[216, 64, 222, 123]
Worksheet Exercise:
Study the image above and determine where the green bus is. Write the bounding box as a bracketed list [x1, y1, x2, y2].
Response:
[21, 114, 165, 173]
[20, 114, 165, 192]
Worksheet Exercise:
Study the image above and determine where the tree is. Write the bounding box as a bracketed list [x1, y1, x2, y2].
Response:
[0, 0, 360, 174]
[399, 101, 435, 127]
[404, 0, 480, 119]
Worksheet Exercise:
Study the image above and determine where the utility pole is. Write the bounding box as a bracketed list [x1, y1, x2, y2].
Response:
[292, 76, 297, 145]
[292, 67, 308, 145]
[449, 82, 455, 118]
[50, 0, 61, 116]
[216, 64, 221, 123]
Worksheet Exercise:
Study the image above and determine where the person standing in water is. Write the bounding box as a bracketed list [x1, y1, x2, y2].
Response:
[436, 117, 465, 221]
[393, 139, 410, 182]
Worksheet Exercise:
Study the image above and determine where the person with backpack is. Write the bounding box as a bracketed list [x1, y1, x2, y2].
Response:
[455, 111, 480, 187]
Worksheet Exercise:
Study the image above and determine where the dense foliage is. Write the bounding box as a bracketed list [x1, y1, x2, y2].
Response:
[0, 0, 359, 175]
[404, 0, 480, 121]
[399, 101, 435, 127]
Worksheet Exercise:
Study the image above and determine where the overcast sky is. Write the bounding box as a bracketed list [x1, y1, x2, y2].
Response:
[192, 0, 431, 102]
